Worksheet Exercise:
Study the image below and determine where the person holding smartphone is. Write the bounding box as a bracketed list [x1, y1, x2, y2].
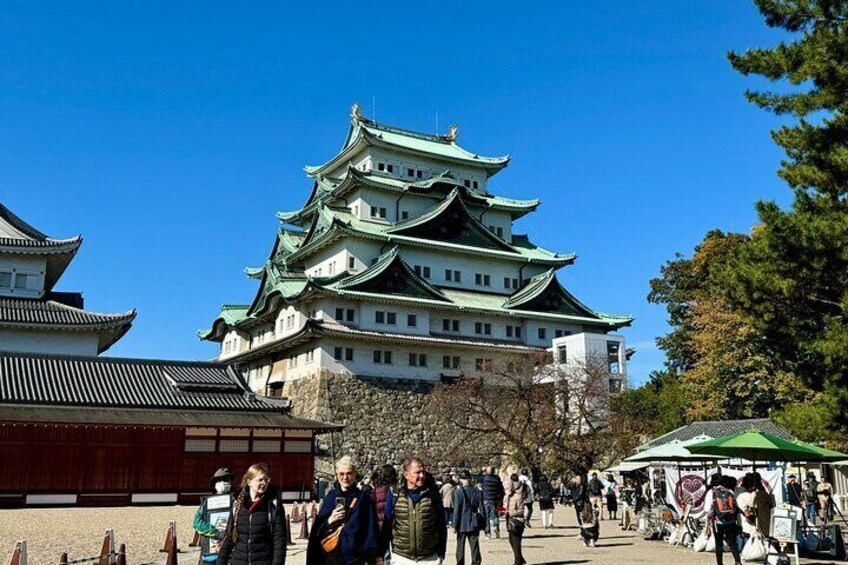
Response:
[307, 456, 380, 565]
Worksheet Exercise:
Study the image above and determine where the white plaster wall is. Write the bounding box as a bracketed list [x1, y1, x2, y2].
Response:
[398, 248, 524, 294]
[358, 303, 431, 336]
[0, 329, 99, 356]
[0, 254, 47, 298]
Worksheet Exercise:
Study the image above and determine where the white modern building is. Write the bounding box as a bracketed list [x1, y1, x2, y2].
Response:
[0, 203, 135, 355]
[545, 333, 630, 432]
[201, 106, 632, 394]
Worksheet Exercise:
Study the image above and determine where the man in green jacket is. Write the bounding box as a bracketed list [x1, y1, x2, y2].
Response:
[390, 457, 447, 565]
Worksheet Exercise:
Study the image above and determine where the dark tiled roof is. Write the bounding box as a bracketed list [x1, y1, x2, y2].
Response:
[0, 351, 284, 413]
[0, 298, 135, 329]
[0, 405, 342, 430]
[0, 236, 82, 250]
[638, 418, 794, 451]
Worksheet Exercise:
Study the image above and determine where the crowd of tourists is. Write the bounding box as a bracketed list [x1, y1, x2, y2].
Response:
[190, 459, 621, 565]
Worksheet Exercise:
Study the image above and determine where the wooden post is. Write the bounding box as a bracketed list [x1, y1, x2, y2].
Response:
[189, 530, 201, 547]
[58, 553, 68, 565]
[165, 532, 178, 565]
[8, 541, 26, 565]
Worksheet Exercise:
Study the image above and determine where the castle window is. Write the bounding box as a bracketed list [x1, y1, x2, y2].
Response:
[475, 358, 493, 371]
[407, 168, 415, 177]
[416, 170, 423, 179]
[0, 272, 10, 288]
[442, 355, 461, 369]
[401, 211, 409, 220]
[408, 353, 427, 367]
[387, 312, 396, 324]
[506, 325, 521, 338]
[464, 179, 471, 188]
[442, 319, 460, 332]
[335, 308, 344, 320]
[334, 347, 343, 360]
[345, 348, 354, 361]
[445, 270, 461, 283]
[474, 273, 491, 286]
[13, 274, 28, 290]
[387, 164, 394, 173]
[474, 322, 492, 335]
[607, 341, 621, 374]
[538, 328, 547, 340]
[378, 162, 385, 171]
[349, 257, 356, 270]
[375, 311, 385, 324]
[473, 180, 479, 189]
[346, 309, 355, 322]
[557, 345, 568, 364]
[373, 350, 393, 364]
[305, 350, 315, 363]
[407, 314, 417, 327]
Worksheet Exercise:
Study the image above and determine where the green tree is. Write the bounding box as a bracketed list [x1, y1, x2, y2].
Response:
[615, 370, 686, 437]
[728, 0, 848, 200]
[718, 0, 848, 441]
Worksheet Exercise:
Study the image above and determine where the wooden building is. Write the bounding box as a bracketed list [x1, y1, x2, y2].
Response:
[0, 351, 341, 507]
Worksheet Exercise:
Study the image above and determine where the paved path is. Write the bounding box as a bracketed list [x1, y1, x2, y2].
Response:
[1, 504, 839, 564]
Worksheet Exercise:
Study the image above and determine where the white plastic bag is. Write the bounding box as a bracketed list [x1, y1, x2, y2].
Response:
[668, 527, 680, 545]
[741, 533, 769, 562]
[693, 531, 709, 552]
[706, 533, 717, 552]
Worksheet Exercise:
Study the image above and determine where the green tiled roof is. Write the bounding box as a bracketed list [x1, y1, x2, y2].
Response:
[285, 204, 575, 267]
[387, 188, 516, 252]
[305, 115, 510, 178]
[202, 249, 631, 342]
[277, 167, 539, 227]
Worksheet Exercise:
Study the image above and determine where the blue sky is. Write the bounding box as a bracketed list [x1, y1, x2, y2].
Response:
[1, 2, 792, 384]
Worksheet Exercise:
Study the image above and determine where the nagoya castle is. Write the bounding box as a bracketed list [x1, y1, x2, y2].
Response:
[201, 105, 632, 470]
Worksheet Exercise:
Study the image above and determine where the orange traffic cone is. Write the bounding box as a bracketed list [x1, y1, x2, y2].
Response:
[115, 544, 127, 565]
[310, 502, 318, 520]
[97, 530, 115, 565]
[286, 517, 295, 546]
[298, 515, 309, 540]
[159, 522, 182, 554]
[8, 541, 26, 565]
[165, 530, 178, 565]
[189, 530, 201, 547]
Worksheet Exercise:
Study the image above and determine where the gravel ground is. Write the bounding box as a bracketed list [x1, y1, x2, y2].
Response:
[0, 504, 839, 565]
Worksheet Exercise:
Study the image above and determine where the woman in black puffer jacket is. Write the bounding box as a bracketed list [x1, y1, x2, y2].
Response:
[217, 462, 286, 565]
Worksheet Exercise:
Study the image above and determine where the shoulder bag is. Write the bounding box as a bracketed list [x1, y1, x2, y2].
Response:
[321, 496, 358, 552]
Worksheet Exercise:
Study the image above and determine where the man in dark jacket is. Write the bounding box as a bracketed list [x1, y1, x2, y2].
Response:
[480, 467, 505, 539]
[390, 457, 447, 565]
[570, 475, 587, 525]
[452, 470, 482, 565]
[587, 472, 604, 520]
[786, 474, 803, 508]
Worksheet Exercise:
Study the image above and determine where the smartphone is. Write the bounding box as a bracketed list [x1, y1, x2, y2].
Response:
[335, 496, 347, 511]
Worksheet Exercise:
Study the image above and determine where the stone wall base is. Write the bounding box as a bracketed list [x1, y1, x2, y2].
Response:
[282, 371, 501, 478]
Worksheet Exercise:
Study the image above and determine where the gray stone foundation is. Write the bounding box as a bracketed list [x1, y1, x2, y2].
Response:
[283, 371, 501, 478]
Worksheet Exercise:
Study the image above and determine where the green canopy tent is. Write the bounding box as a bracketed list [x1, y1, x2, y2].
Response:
[685, 429, 830, 470]
[791, 440, 848, 463]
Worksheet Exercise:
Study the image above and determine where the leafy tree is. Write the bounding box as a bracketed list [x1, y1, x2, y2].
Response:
[718, 0, 848, 439]
[728, 0, 848, 200]
[615, 370, 686, 437]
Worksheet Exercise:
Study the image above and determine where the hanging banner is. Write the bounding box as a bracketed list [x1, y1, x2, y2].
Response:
[664, 466, 784, 520]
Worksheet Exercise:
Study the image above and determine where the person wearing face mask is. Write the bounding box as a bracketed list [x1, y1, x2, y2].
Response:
[307, 456, 380, 565]
[194, 468, 235, 563]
